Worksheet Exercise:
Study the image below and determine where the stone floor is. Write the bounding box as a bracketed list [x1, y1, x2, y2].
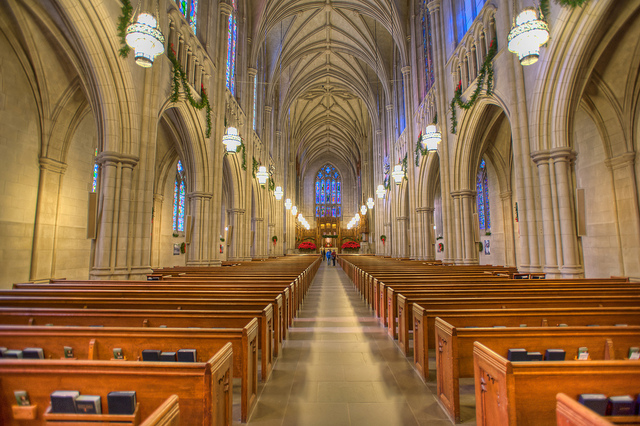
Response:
[239, 261, 466, 426]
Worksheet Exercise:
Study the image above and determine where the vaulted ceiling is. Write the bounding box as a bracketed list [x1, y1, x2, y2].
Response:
[250, 0, 408, 179]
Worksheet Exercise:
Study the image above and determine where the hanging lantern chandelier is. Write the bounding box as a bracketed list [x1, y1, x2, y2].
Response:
[507, 8, 549, 66]
[125, 13, 165, 68]
[284, 198, 292, 210]
[291, 206, 298, 216]
[360, 205, 368, 216]
[392, 164, 404, 185]
[222, 127, 242, 153]
[376, 184, 386, 199]
[367, 198, 375, 209]
[274, 186, 284, 200]
[421, 124, 441, 152]
[256, 166, 269, 185]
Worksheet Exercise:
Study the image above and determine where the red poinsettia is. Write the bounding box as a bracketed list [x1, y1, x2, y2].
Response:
[298, 241, 317, 251]
[341, 241, 361, 250]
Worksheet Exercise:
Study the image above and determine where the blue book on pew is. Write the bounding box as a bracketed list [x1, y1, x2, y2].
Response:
[23, 347, 44, 359]
[3, 350, 23, 358]
[141, 350, 161, 361]
[578, 394, 608, 415]
[545, 349, 566, 361]
[160, 351, 176, 362]
[75, 395, 101, 414]
[527, 352, 542, 361]
[507, 349, 528, 361]
[177, 349, 197, 362]
[108, 391, 136, 415]
[609, 396, 634, 416]
[51, 390, 80, 413]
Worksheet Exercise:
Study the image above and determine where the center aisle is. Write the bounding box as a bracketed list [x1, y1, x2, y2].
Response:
[244, 260, 453, 426]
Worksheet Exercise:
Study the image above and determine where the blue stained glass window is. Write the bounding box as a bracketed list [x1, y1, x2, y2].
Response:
[422, 2, 435, 92]
[226, 14, 237, 94]
[92, 148, 98, 192]
[455, 0, 486, 44]
[189, 0, 197, 33]
[316, 206, 320, 217]
[178, 0, 187, 16]
[476, 159, 490, 231]
[173, 160, 186, 232]
[253, 75, 257, 130]
[315, 164, 341, 218]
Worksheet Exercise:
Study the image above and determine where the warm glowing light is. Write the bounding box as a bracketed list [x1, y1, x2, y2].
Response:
[274, 186, 283, 200]
[360, 205, 367, 215]
[125, 13, 165, 67]
[367, 198, 375, 209]
[392, 164, 404, 185]
[256, 166, 269, 185]
[422, 124, 441, 151]
[222, 127, 242, 152]
[376, 184, 386, 199]
[284, 199, 292, 210]
[291, 206, 297, 216]
[507, 8, 550, 66]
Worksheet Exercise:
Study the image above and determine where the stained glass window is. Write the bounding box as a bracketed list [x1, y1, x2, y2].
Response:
[92, 148, 98, 192]
[476, 159, 490, 231]
[315, 164, 341, 217]
[173, 160, 186, 232]
[455, 0, 486, 44]
[177, 0, 197, 34]
[253, 75, 257, 130]
[422, 1, 435, 92]
[226, 13, 237, 94]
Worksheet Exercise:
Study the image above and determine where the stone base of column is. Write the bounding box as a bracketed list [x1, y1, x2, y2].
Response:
[186, 260, 210, 267]
[242, 257, 253, 261]
[461, 259, 480, 265]
[560, 264, 584, 278]
[90, 266, 153, 280]
[542, 266, 562, 278]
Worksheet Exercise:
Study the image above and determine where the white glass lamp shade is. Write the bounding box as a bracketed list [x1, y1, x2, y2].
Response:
[376, 184, 386, 199]
[222, 127, 242, 152]
[507, 8, 550, 66]
[392, 164, 404, 185]
[291, 206, 297, 216]
[125, 13, 165, 68]
[367, 198, 375, 209]
[297, 213, 303, 222]
[256, 166, 269, 185]
[284, 198, 292, 209]
[274, 186, 284, 200]
[422, 124, 441, 151]
[355, 214, 360, 223]
[360, 205, 367, 215]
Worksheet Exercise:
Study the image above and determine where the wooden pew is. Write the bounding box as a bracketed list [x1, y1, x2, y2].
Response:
[435, 320, 640, 423]
[0, 306, 274, 382]
[473, 341, 640, 425]
[411, 305, 640, 382]
[139, 395, 180, 426]
[0, 323, 258, 422]
[395, 287, 640, 351]
[0, 343, 233, 426]
[0, 294, 284, 356]
[556, 393, 640, 426]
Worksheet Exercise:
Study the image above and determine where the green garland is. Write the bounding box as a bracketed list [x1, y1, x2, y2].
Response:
[117, 0, 133, 58]
[239, 142, 247, 171]
[268, 177, 275, 192]
[401, 153, 408, 181]
[321, 234, 337, 239]
[539, 0, 588, 25]
[168, 45, 212, 138]
[415, 132, 428, 166]
[252, 157, 259, 178]
[449, 39, 497, 134]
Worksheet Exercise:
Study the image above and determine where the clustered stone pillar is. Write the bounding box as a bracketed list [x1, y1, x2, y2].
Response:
[227, 208, 245, 261]
[186, 191, 212, 266]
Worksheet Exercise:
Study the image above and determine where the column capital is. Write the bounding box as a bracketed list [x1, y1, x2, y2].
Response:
[530, 150, 551, 165]
[386, 104, 394, 112]
[39, 157, 67, 174]
[247, 67, 257, 77]
[264, 106, 273, 113]
[604, 152, 635, 170]
[219, 3, 233, 16]
[451, 189, 475, 198]
[401, 66, 411, 76]
[549, 147, 575, 162]
[187, 191, 213, 200]
[427, 0, 441, 14]
[499, 190, 512, 200]
[96, 151, 139, 167]
[416, 207, 434, 213]
[153, 193, 164, 202]
[275, 131, 282, 138]
[397, 216, 409, 221]
[228, 208, 245, 214]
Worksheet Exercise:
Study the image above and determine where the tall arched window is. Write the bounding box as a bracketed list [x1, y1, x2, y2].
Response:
[225, 2, 238, 94]
[421, 0, 435, 93]
[454, 0, 487, 44]
[252, 74, 257, 130]
[315, 165, 341, 218]
[476, 159, 490, 231]
[177, 0, 198, 34]
[92, 148, 98, 193]
[173, 160, 186, 232]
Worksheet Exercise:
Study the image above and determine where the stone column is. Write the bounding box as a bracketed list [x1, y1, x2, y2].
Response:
[450, 191, 463, 263]
[401, 66, 418, 260]
[186, 191, 212, 266]
[227, 208, 245, 261]
[551, 148, 583, 277]
[605, 153, 640, 277]
[150, 193, 163, 268]
[459, 190, 478, 265]
[531, 151, 561, 276]
[499, 191, 516, 267]
[30, 158, 67, 281]
[421, 207, 435, 260]
[396, 216, 409, 258]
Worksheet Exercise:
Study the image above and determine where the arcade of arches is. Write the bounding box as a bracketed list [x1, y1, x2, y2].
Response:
[1, 0, 640, 288]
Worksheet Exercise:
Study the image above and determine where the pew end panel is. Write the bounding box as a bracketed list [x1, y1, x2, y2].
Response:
[139, 395, 180, 426]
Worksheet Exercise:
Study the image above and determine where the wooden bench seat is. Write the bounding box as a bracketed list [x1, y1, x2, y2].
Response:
[411, 305, 640, 382]
[0, 343, 233, 426]
[434, 320, 640, 422]
[0, 323, 258, 422]
[473, 341, 640, 425]
[395, 287, 640, 351]
[0, 306, 274, 382]
[556, 393, 640, 426]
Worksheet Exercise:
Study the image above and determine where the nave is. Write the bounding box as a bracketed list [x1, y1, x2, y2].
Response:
[244, 261, 454, 426]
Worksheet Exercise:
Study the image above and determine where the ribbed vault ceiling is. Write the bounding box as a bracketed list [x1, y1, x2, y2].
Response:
[251, 0, 404, 179]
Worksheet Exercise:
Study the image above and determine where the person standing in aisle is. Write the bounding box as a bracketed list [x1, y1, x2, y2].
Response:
[331, 250, 336, 266]
[326, 249, 331, 265]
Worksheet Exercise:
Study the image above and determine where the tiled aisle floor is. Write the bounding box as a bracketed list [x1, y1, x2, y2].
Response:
[243, 261, 456, 426]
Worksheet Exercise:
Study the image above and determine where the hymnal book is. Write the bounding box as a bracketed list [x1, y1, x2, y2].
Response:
[107, 391, 137, 415]
[159, 325, 167, 328]
[558, 324, 568, 327]
[527, 352, 543, 361]
[507, 348, 528, 361]
[50, 390, 80, 413]
[578, 394, 608, 415]
[493, 326, 506, 328]
[160, 351, 177, 362]
[628, 347, 639, 360]
[22, 347, 44, 359]
[75, 395, 101, 414]
[0, 347, 7, 357]
[577, 347, 589, 360]
[177, 349, 197, 362]
[545, 349, 566, 361]
[3, 350, 23, 358]
[112, 348, 124, 359]
[64, 346, 74, 358]
[141, 349, 161, 361]
[14, 391, 30, 406]
[519, 324, 527, 327]
[609, 395, 634, 415]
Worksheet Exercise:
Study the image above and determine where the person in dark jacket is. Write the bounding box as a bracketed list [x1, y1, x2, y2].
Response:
[331, 250, 336, 266]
